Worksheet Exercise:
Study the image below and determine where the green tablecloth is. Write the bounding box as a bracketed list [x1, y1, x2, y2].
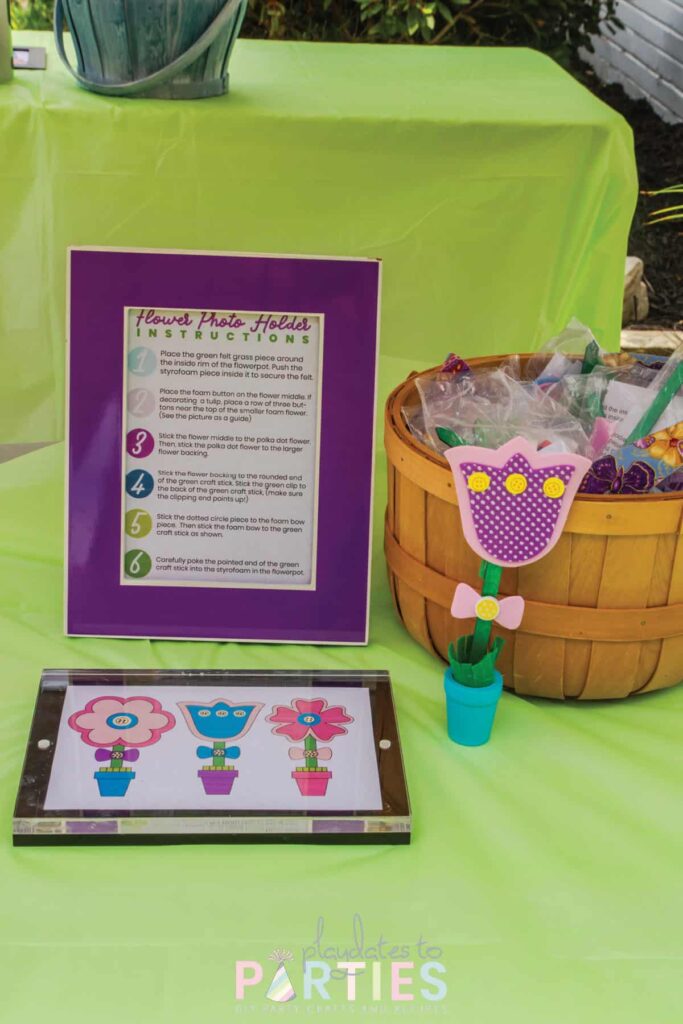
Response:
[1, 32, 635, 443]
[0, 352, 680, 1022]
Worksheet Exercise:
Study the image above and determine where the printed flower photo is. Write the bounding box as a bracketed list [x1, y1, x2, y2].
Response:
[268, 698, 353, 797]
[68, 695, 175, 797]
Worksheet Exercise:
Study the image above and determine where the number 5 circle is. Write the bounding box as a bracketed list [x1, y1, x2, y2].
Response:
[125, 509, 152, 538]
[125, 470, 154, 499]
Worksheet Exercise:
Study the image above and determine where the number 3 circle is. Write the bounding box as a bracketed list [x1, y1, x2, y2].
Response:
[126, 429, 155, 458]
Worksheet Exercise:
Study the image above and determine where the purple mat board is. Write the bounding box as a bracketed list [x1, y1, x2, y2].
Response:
[66, 248, 381, 644]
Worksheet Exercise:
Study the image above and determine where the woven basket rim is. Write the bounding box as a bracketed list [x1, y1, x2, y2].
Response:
[388, 358, 683, 508]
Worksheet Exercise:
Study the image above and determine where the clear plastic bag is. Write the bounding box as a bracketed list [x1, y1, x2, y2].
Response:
[414, 367, 594, 456]
[527, 317, 604, 384]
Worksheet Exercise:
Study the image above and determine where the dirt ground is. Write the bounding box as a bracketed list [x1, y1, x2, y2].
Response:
[582, 69, 682, 329]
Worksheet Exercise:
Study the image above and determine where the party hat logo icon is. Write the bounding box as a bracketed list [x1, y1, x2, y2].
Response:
[266, 949, 296, 1002]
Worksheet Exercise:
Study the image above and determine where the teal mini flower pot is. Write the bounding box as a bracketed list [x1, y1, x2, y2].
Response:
[95, 770, 135, 797]
[444, 668, 503, 746]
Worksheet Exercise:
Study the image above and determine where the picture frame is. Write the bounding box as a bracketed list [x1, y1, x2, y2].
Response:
[65, 247, 381, 643]
[14, 669, 410, 845]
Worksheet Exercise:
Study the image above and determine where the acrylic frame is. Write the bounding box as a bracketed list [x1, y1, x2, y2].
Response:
[14, 669, 410, 846]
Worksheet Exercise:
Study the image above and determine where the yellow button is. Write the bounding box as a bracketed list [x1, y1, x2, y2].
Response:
[475, 597, 500, 621]
[467, 471, 491, 493]
[505, 473, 527, 495]
[543, 476, 565, 499]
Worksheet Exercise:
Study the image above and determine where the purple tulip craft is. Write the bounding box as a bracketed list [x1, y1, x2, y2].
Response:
[441, 437, 591, 746]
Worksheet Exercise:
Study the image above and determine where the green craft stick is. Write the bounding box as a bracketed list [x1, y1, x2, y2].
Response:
[304, 732, 318, 770]
[626, 362, 683, 444]
[581, 339, 602, 374]
[436, 425, 465, 448]
[469, 560, 503, 665]
[212, 740, 225, 768]
[110, 743, 125, 772]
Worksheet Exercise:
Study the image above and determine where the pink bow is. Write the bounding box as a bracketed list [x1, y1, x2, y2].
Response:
[451, 583, 525, 630]
[288, 746, 332, 761]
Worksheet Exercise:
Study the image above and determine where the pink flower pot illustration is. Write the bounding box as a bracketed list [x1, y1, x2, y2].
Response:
[198, 768, 239, 795]
[292, 770, 332, 797]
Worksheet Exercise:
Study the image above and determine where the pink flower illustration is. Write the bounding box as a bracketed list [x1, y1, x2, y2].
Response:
[444, 437, 591, 567]
[267, 699, 353, 742]
[68, 696, 176, 748]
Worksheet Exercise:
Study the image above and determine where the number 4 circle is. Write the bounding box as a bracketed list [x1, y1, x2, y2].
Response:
[125, 470, 154, 498]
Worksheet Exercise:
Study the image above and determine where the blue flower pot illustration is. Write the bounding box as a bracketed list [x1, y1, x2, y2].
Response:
[94, 770, 136, 797]
[444, 668, 503, 746]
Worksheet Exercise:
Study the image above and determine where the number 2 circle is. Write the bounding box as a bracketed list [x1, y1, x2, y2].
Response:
[128, 388, 155, 417]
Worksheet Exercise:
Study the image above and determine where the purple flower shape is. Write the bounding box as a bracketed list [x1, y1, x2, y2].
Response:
[579, 455, 655, 495]
[445, 437, 591, 567]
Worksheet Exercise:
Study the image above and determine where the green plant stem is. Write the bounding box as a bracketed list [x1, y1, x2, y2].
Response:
[212, 740, 225, 768]
[110, 743, 125, 772]
[304, 733, 318, 771]
[469, 560, 502, 664]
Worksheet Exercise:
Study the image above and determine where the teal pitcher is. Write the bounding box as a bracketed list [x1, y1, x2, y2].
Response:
[55, 0, 247, 99]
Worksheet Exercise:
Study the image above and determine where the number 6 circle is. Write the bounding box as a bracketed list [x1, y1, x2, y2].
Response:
[124, 549, 152, 578]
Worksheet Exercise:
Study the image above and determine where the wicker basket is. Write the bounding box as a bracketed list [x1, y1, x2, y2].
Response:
[384, 357, 683, 699]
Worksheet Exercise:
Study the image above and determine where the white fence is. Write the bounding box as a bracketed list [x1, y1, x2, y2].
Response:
[582, 0, 683, 122]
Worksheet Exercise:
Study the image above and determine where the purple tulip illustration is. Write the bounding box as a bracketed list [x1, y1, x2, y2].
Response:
[177, 699, 263, 795]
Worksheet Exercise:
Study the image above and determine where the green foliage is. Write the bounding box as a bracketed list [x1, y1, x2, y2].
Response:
[242, 0, 621, 65]
[10, 0, 621, 66]
[643, 185, 683, 227]
[10, 0, 53, 30]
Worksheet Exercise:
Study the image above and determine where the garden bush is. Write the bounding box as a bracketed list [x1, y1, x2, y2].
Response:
[11, 0, 620, 67]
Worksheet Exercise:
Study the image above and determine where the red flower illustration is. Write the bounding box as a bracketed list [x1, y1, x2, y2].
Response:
[267, 699, 353, 742]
